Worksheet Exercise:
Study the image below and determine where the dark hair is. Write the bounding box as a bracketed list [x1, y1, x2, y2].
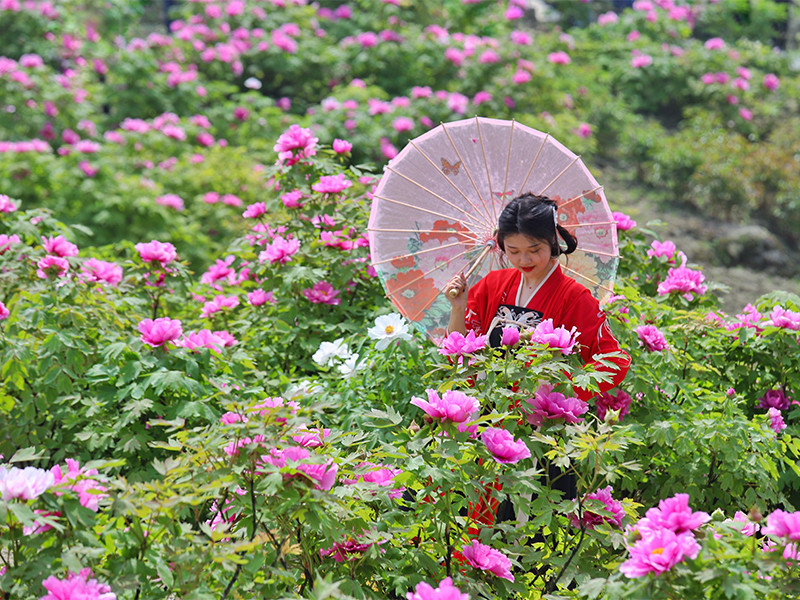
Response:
[496, 193, 578, 257]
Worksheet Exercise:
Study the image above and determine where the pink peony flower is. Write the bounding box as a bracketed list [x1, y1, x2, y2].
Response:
[332, 138, 352, 154]
[175, 329, 227, 351]
[410, 389, 480, 424]
[657, 263, 707, 301]
[80, 258, 122, 286]
[0, 301, 8, 321]
[312, 173, 353, 194]
[302, 281, 341, 305]
[758, 388, 791, 411]
[636, 325, 668, 352]
[639, 493, 711, 535]
[40, 569, 116, 600]
[265, 447, 338, 490]
[763, 73, 780, 91]
[320, 535, 384, 562]
[704, 37, 725, 50]
[523, 382, 588, 426]
[571, 486, 625, 529]
[764, 306, 800, 330]
[51, 459, 107, 511]
[273, 124, 318, 165]
[155, 193, 184, 211]
[730, 510, 758, 536]
[343, 462, 405, 499]
[138, 317, 183, 347]
[575, 123, 592, 138]
[631, 54, 653, 68]
[259, 235, 300, 265]
[530, 318, 579, 354]
[461, 540, 514, 581]
[36, 255, 70, 279]
[42, 235, 79, 257]
[620, 528, 700, 577]
[612, 211, 637, 231]
[407, 577, 469, 600]
[0, 465, 54, 500]
[242, 202, 267, 219]
[0, 233, 21, 254]
[481, 427, 531, 464]
[392, 117, 414, 132]
[281, 189, 305, 208]
[548, 51, 571, 64]
[598, 11, 619, 25]
[594, 388, 632, 422]
[290, 425, 331, 448]
[201, 294, 240, 318]
[135, 240, 177, 266]
[0, 194, 19, 213]
[500, 326, 520, 347]
[768, 407, 786, 433]
[647, 240, 677, 259]
[247, 289, 275, 306]
[438, 330, 488, 355]
[762, 509, 800, 540]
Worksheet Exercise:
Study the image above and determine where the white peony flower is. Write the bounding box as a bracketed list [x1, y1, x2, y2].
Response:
[337, 353, 363, 378]
[312, 338, 351, 367]
[367, 313, 412, 350]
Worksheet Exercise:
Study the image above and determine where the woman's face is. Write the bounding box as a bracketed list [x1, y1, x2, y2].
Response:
[503, 233, 554, 281]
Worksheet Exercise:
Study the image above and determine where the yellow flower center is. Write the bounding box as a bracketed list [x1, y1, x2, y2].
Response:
[651, 547, 664, 555]
[384, 325, 395, 334]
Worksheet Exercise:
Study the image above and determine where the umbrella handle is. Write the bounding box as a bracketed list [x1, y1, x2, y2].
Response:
[446, 241, 496, 298]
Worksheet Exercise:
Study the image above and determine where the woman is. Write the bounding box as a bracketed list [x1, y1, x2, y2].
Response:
[444, 192, 630, 401]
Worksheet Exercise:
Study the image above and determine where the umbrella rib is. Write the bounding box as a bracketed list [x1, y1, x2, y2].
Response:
[574, 248, 620, 258]
[559, 185, 603, 209]
[368, 227, 481, 239]
[384, 246, 477, 299]
[407, 139, 492, 227]
[519, 133, 549, 194]
[381, 167, 486, 230]
[372, 193, 483, 229]
[564, 220, 615, 228]
[473, 116, 498, 226]
[407, 243, 496, 323]
[370, 240, 479, 267]
[502, 120, 515, 204]
[561, 263, 615, 294]
[436, 123, 495, 227]
[538, 155, 581, 196]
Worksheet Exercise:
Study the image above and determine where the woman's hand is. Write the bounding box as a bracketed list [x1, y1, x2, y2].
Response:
[444, 273, 468, 306]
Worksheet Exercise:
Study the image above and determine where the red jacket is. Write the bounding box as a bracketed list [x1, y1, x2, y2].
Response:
[464, 265, 630, 401]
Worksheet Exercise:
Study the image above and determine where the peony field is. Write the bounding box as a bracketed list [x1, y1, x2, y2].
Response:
[1, 0, 799, 599]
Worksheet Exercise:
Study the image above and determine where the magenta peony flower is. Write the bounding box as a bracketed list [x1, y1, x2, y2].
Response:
[757, 388, 791, 411]
[612, 211, 637, 231]
[320, 535, 384, 562]
[42, 235, 79, 257]
[273, 124, 318, 166]
[438, 330, 488, 355]
[312, 173, 353, 194]
[631, 54, 653, 68]
[594, 388, 632, 422]
[40, 569, 116, 600]
[647, 240, 677, 260]
[620, 528, 700, 577]
[302, 281, 341, 305]
[461, 540, 514, 581]
[410, 389, 480, 424]
[266, 447, 338, 490]
[763, 73, 780, 91]
[762, 509, 800, 540]
[530, 319, 579, 354]
[704, 37, 725, 50]
[290, 425, 331, 448]
[200, 294, 240, 318]
[155, 193, 184, 211]
[80, 258, 122, 286]
[138, 317, 183, 347]
[0, 301, 8, 321]
[768, 408, 786, 433]
[281, 189, 304, 208]
[51, 459, 107, 512]
[175, 329, 226, 351]
[481, 427, 531, 464]
[638, 493, 711, 535]
[571, 486, 625, 529]
[36, 255, 70, 279]
[135, 240, 177, 266]
[343, 462, 405, 499]
[636, 325, 668, 352]
[407, 577, 469, 600]
[259, 235, 300, 265]
[0, 465, 54, 500]
[392, 117, 414, 132]
[523, 383, 588, 426]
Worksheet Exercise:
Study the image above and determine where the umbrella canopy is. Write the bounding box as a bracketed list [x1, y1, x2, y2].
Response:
[367, 116, 619, 340]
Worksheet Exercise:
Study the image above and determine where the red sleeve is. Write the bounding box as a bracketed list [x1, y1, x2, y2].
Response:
[561, 290, 631, 401]
[464, 273, 492, 335]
